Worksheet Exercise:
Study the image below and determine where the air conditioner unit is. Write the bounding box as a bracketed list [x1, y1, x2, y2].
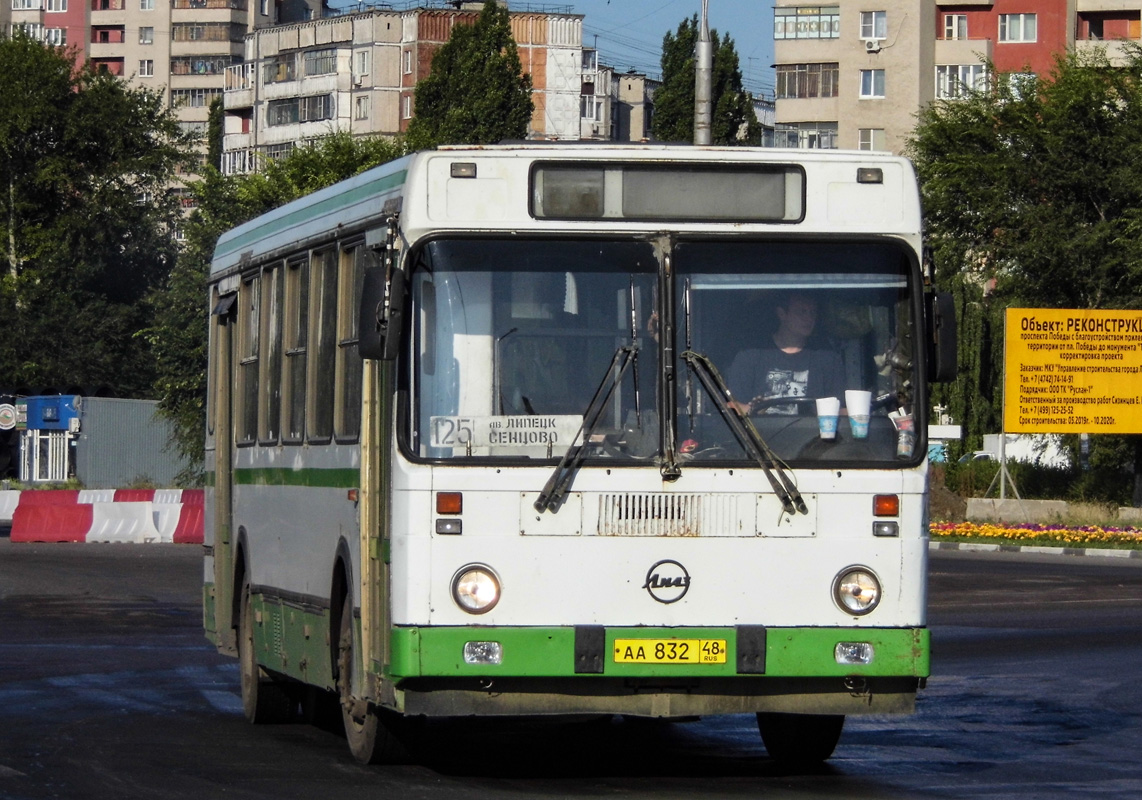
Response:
[353, 74, 364, 86]
[864, 39, 882, 53]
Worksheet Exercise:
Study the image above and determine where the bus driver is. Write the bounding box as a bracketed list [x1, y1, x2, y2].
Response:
[728, 291, 844, 415]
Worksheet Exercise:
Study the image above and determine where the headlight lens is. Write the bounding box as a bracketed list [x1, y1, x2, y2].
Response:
[833, 567, 881, 616]
[452, 564, 501, 614]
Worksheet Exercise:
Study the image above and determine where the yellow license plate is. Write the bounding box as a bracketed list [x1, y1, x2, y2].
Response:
[613, 638, 727, 664]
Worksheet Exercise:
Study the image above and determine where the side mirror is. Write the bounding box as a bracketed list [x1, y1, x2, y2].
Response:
[926, 291, 957, 383]
[358, 266, 406, 361]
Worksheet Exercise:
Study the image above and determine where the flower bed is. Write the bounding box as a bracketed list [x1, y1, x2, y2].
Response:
[930, 521, 1142, 550]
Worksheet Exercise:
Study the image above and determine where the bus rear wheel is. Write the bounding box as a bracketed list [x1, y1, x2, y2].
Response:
[756, 712, 844, 765]
[238, 577, 295, 724]
[337, 595, 406, 764]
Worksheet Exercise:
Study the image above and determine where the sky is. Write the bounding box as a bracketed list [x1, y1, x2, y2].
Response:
[565, 1, 776, 96]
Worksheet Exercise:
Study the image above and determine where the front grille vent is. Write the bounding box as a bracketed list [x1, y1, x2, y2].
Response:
[597, 493, 738, 536]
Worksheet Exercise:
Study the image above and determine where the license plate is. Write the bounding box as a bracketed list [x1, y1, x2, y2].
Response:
[613, 638, 727, 664]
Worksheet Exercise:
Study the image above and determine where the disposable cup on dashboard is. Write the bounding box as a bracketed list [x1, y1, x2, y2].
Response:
[845, 390, 872, 439]
[815, 397, 840, 439]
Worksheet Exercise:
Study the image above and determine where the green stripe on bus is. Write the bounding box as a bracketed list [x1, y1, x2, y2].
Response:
[388, 626, 929, 679]
[215, 169, 408, 260]
[233, 468, 359, 488]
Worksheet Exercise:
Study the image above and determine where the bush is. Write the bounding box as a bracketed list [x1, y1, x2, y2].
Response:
[941, 457, 1133, 506]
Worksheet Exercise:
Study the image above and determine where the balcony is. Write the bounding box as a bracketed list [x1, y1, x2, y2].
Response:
[1075, 37, 1139, 65]
[934, 36, 993, 66]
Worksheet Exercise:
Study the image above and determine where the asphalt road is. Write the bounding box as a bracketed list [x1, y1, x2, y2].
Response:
[1, 540, 1141, 800]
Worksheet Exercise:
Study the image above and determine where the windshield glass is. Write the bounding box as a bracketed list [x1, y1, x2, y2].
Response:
[408, 239, 660, 461]
[673, 240, 921, 466]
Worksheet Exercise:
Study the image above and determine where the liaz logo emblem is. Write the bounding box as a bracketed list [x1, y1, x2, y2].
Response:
[643, 559, 690, 604]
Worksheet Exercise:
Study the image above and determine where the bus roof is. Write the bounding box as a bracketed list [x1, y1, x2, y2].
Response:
[210, 145, 919, 279]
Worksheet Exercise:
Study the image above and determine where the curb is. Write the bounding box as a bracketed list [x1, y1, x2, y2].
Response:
[929, 541, 1142, 559]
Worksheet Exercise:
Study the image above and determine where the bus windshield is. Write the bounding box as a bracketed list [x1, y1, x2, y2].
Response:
[674, 239, 920, 466]
[409, 238, 660, 461]
[407, 237, 921, 467]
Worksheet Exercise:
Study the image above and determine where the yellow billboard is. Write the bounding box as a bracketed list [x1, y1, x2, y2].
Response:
[1004, 308, 1142, 433]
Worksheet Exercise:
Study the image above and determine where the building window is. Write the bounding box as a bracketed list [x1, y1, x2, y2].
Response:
[402, 95, 412, 119]
[774, 6, 840, 40]
[260, 0, 268, 15]
[402, 50, 412, 75]
[139, 59, 154, 77]
[354, 95, 369, 120]
[935, 64, 987, 99]
[859, 69, 885, 98]
[860, 11, 887, 40]
[264, 54, 295, 84]
[999, 13, 1036, 43]
[170, 88, 224, 108]
[580, 95, 602, 121]
[267, 95, 333, 126]
[858, 128, 885, 151]
[139, 26, 153, 44]
[773, 122, 838, 149]
[303, 48, 336, 76]
[776, 63, 839, 99]
[44, 27, 66, 45]
[140, 0, 152, 8]
[46, 0, 66, 11]
[943, 14, 967, 40]
[11, 0, 43, 9]
[172, 56, 233, 75]
[354, 50, 368, 81]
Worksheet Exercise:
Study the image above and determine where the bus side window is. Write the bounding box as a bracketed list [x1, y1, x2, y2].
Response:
[283, 256, 309, 443]
[308, 250, 338, 442]
[258, 264, 283, 444]
[335, 244, 367, 441]
[237, 276, 259, 445]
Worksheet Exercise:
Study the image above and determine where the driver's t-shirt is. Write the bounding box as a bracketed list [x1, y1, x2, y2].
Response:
[728, 346, 845, 415]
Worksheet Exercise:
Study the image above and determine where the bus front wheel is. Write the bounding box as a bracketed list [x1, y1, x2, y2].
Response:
[756, 712, 844, 765]
[337, 595, 405, 764]
[238, 577, 295, 724]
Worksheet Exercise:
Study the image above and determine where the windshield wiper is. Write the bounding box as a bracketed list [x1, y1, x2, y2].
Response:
[680, 350, 808, 516]
[534, 344, 638, 514]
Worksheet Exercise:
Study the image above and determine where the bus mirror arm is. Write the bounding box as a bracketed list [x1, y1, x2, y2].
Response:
[925, 292, 957, 383]
[357, 266, 406, 361]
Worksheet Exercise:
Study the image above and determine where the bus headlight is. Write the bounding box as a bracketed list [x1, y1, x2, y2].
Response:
[833, 567, 881, 616]
[451, 564, 501, 614]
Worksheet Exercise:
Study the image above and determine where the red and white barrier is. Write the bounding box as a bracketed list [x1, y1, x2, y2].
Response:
[6, 488, 204, 544]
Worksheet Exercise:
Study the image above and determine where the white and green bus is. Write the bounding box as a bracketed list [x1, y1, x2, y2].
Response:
[204, 144, 956, 765]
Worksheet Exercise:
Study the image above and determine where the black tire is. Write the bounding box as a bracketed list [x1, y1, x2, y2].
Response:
[756, 712, 844, 765]
[238, 577, 295, 724]
[337, 594, 407, 764]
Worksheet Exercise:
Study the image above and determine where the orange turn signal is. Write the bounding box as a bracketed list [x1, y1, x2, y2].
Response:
[873, 494, 899, 517]
[436, 492, 463, 515]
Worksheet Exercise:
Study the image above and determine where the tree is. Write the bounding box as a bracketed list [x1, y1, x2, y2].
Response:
[405, 0, 533, 149]
[0, 31, 195, 395]
[147, 133, 406, 477]
[651, 16, 758, 145]
[908, 45, 1142, 502]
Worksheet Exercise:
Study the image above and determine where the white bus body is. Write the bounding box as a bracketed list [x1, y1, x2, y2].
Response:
[205, 145, 953, 765]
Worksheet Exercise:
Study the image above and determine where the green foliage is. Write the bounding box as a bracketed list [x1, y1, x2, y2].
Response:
[405, 1, 533, 149]
[146, 133, 407, 473]
[0, 31, 194, 394]
[909, 45, 1142, 498]
[650, 16, 757, 145]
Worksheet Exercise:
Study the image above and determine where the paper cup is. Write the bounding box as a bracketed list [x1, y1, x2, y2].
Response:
[845, 390, 872, 439]
[815, 397, 840, 439]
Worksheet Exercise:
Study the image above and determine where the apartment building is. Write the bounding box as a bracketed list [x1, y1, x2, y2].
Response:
[2, 0, 323, 166]
[219, 5, 601, 173]
[773, 1, 1141, 155]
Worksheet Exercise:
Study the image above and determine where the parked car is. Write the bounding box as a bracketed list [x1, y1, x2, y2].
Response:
[958, 451, 996, 464]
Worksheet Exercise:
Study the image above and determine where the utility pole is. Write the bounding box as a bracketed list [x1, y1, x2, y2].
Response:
[693, 0, 713, 145]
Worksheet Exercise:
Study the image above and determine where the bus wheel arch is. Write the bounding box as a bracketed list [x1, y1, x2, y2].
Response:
[237, 569, 295, 724]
